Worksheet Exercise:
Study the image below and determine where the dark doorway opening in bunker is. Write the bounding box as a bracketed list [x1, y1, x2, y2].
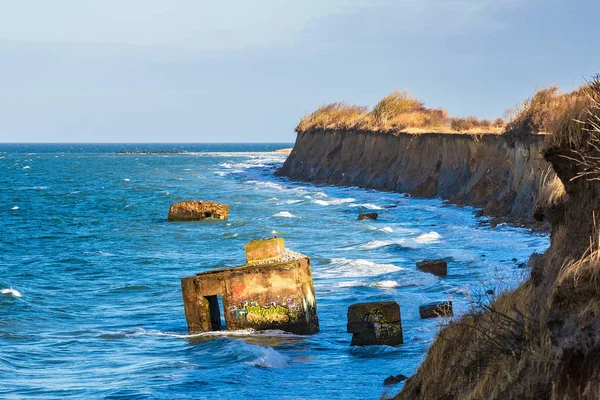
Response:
[206, 295, 226, 330]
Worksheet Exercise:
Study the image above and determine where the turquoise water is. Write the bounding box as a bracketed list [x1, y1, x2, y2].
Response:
[0, 144, 549, 399]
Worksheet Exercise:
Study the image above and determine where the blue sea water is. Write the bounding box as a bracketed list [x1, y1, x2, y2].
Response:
[0, 143, 549, 399]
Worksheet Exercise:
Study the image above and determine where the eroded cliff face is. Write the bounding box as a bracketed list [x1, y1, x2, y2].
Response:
[277, 130, 548, 223]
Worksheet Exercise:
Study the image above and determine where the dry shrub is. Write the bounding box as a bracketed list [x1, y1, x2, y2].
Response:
[537, 168, 566, 210]
[553, 226, 600, 326]
[372, 90, 426, 123]
[296, 102, 370, 132]
[544, 76, 600, 155]
[295, 90, 501, 134]
[450, 116, 494, 132]
[396, 284, 552, 400]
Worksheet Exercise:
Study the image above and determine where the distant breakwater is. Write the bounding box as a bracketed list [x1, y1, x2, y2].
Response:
[277, 129, 548, 226]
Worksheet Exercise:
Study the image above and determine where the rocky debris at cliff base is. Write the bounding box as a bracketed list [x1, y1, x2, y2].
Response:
[416, 259, 447, 277]
[167, 200, 230, 221]
[528, 252, 542, 268]
[357, 213, 378, 220]
[384, 374, 409, 386]
[419, 301, 453, 319]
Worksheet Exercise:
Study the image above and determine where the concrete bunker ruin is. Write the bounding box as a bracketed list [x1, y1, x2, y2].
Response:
[181, 238, 319, 334]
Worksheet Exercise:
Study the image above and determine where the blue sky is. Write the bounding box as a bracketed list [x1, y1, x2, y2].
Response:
[0, 0, 598, 143]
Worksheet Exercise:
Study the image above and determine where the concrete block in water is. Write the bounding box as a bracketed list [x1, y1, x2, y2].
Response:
[181, 238, 319, 334]
[416, 259, 447, 277]
[167, 200, 230, 221]
[347, 301, 403, 346]
[419, 301, 453, 319]
[244, 237, 285, 265]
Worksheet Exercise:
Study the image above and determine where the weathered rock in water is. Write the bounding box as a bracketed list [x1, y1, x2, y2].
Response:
[357, 213, 378, 220]
[419, 301, 453, 319]
[384, 374, 409, 386]
[347, 301, 403, 346]
[416, 259, 447, 277]
[181, 238, 318, 334]
[167, 200, 230, 221]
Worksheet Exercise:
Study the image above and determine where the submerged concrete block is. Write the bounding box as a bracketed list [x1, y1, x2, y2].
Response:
[245, 237, 285, 265]
[168, 200, 230, 221]
[419, 301, 453, 319]
[416, 259, 447, 277]
[347, 301, 403, 346]
[357, 213, 378, 220]
[181, 238, 319, 334]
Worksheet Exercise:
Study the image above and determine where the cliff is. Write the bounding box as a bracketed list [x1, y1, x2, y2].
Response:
[395, 79, 600, 399]
[277, 129, 548, 225]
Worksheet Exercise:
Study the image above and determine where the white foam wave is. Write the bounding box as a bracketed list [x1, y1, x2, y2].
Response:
[22, 166, 30, 169]
[313, 198, 355, 206]
[349, 203, 383, 210]
[370, 280, 399, 289]
[246, 346, 290, 368]
[11, 206, 19, 210]
[380, 227, 393, 233]
[319, 258, 403, 278]
[415, 232, 442, 244]
[279, 199, 303, 205]
[273, 212, 296, 218]
[123, 178, 130, 182]
[1, 288, 22, 297]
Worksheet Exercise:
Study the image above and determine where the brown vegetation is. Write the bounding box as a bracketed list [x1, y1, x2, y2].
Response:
[296, 90, 504, 134]
[395, 76, 600, 400]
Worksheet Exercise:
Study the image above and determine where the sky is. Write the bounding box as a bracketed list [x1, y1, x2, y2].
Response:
[0, 0, 598, 143]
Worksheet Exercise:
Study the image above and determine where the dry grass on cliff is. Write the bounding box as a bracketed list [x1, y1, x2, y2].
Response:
[537, 168, 566, 210]
[395, 284, 552, 400]
[296, 90, 504, 134]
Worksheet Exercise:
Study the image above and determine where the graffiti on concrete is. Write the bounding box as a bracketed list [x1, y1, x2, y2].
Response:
[233, 299, 299, 325]
[364, 308, 401, 339]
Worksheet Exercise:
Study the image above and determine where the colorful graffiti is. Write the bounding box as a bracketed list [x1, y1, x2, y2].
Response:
[364, 308, 401, 339]
[233, 300, 299, 325]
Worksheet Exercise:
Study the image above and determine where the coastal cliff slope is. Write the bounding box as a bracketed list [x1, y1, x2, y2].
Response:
[277, 130, 547, 223]
[395, 80, 600, 399]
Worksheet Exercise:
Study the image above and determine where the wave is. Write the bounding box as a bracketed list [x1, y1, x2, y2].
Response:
[349, 203, 383, 210]
[313, 198, 355, 206]
[16, 186, 48, 190]
[415, 231, 442, 244]
[246, 346, 290, 368]
[318, 258, 403, 278]
[123, 178, 130, 182]
[11, 206, 19, 210]
[22, 165, 30, 169]
[278, 199, 304, 205]
[380, 227, 393, 233]
[1, 288, 22, 297]
[272, 212, 296, 218]
[82, 251, 116, 257]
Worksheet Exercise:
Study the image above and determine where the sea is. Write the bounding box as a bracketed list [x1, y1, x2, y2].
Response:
[0, 143, 549, 399]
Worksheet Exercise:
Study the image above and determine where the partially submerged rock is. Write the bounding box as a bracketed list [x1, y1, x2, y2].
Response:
[416, 259, 447, 277]
[358, 213, 378, 220]
[181, 238, 318, 334]
[167, 200, 230, 221]
[384, 374, 409, 386]
[347, 301, 403, 346]
[419, 301, 453, 319]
